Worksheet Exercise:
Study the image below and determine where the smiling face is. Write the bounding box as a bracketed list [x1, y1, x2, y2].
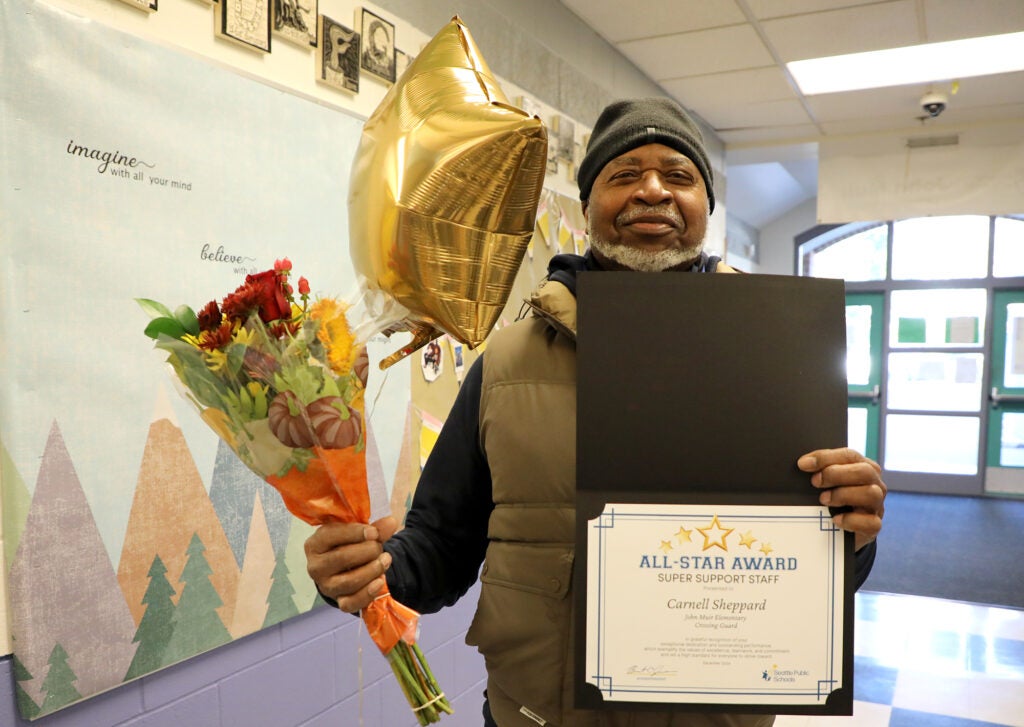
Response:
[583, 143, 710, 272]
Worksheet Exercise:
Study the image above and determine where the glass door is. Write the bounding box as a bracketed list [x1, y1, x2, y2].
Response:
[846, 293, 882, 461]
[880, 288, 986, 494]
[985, 290, 1024, 495]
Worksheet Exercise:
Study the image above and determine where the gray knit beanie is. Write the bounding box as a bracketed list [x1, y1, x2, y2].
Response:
[577, 98, 715, 213]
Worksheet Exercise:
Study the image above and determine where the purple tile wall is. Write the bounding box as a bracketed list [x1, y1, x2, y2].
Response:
[0, 584, 485, 727]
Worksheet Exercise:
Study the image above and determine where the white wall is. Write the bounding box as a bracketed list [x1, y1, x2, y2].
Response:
[758, 198, 819, 276]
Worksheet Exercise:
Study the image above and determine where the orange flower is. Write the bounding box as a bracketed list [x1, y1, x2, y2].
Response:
[308, 299, 358, 377]
[196, 320, 235, 351]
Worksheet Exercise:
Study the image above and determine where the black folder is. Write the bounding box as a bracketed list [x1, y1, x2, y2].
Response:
[574, 271, 853, 715]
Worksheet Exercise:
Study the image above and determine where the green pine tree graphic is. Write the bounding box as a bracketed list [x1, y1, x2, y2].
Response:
[39, 643, 81, 714]
[163, 533, 232, 664]
[124, 554, 178, 680]
[263, 550, 300, 628]
[13, 653, 40, 719]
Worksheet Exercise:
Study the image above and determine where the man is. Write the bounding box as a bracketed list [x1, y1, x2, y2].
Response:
[306, 98, 887, 727]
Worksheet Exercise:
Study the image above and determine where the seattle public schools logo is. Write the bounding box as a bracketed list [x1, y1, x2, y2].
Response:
[762, 664, 808, 682]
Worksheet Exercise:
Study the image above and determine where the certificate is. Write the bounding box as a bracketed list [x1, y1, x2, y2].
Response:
[574, 273, 853, 714]
[583, 503, 846, 709]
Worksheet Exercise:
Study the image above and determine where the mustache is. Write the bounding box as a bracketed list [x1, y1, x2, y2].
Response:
[616, 204, 684, 226]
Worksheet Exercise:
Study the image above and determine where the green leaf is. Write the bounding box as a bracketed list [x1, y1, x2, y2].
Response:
[174, 305, 200, 336]
[226, 343, 247, 376]
[251, 385, 268, 419]
[321, 376, 341, 399]
[136, 298, 175, 320]
[238, 385, 253, 413]
[181, 362, 228, 410]
[143, 317, 187, 340]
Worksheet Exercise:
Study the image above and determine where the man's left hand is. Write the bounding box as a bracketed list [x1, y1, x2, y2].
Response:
[797, 448, 886, 552]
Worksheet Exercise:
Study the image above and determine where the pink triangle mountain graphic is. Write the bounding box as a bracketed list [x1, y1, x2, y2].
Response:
[8, 422, 138, 707]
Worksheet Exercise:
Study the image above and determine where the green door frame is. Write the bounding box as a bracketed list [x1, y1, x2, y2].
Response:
[846, 292, 882, 462]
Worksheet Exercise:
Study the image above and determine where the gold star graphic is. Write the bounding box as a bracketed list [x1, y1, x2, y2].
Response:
[738, 530, 757, 549]
[675, 526, 693, 544]
[659, 540, 673, 553]
[697, 515, 734, 552]
[759, 542, 774, 555]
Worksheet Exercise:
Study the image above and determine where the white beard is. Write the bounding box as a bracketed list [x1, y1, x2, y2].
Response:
[587, 219, 705, 272]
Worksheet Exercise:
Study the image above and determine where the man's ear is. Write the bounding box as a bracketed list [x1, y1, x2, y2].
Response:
[581, 201, 588, 220]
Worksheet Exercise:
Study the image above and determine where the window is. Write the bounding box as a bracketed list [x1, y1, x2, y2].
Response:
[993, 216, 1024, 278]
[891, 215, 989, 280]
[800, 224, 887, 281]
[888, 289, 986, 348]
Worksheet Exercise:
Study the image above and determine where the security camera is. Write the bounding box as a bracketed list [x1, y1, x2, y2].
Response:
[920, 91, 948, 118]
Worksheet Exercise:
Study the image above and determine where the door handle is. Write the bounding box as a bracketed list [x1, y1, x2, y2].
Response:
[990, 387, 1024, 408]
[848, 384, 880, 404]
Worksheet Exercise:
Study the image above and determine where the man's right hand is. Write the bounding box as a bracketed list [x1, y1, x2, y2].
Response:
[304, 516, 398, 613]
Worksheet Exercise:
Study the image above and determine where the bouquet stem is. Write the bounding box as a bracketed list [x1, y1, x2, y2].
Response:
[386, 640, 453, 724]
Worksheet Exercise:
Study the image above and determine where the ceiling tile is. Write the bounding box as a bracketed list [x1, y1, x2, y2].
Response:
[719, 124, 822, 146]
[817, 112, 948, 135]
[888, 102, 1024, 131]
[660, 66, 797, 107]
[560, 0, 745, 43]
[949, 71, 1024, 106]
[697, 98, 816, 131]
[746, 0, 890, 20]
[805, 71, 1024, 129]
[805, 84, 933, 124]
[619, 24, 774, 79]
[761, 0, 921, 61]
[923, 0, 1024, 41]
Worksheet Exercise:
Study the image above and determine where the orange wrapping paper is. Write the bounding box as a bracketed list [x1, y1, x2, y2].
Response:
[267, 445, 418, 653]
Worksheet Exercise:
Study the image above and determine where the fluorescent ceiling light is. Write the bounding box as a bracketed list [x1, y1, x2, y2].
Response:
[788, 32, 1024, 95]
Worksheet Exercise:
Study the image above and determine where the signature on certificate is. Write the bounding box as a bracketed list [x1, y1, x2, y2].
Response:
[626, 664, 677, 677]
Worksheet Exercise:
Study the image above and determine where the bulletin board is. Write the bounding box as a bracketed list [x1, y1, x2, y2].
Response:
[0, 0, 410, 717]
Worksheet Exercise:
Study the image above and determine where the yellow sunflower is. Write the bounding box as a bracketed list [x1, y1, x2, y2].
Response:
[308, 298, 359, 377]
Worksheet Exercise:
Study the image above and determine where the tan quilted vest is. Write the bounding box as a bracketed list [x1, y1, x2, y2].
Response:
[467, 269, 772, 727]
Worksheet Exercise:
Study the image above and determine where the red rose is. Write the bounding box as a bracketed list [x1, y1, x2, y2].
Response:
[245, 269, 292, 323]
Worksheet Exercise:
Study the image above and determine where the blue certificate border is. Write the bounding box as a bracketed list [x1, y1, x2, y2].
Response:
[589, 506, 843, 703]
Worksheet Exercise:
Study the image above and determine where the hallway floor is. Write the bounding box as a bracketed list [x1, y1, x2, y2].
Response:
[776, 591, 1024, 727]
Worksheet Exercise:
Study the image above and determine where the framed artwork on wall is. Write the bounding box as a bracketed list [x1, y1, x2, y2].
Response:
[551, 113, 576, 163]
[358, 7, 396, 83]
[546, 143, 559, 176]
[395, 48, 412, 81]
[215, 0, 272, 53]
[273, 0, 317, 48]
[316, 15, 360, 93]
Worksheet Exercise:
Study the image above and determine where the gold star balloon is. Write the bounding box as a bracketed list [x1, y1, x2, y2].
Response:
[348, 16, 548, 369]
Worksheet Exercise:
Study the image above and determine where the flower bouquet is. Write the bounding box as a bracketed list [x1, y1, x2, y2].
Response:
[137, 259, 451, 724]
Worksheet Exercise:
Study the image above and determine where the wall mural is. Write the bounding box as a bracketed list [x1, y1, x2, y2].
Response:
[0, 0, 411, 718]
